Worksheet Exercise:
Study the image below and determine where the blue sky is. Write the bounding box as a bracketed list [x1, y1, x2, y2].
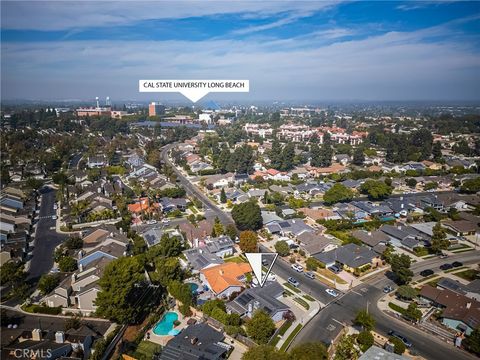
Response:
[1, 1, 480, 102]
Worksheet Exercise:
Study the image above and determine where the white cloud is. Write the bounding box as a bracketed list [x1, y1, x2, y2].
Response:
[1, 1, 339, 31]
[2, 24, 479, 101]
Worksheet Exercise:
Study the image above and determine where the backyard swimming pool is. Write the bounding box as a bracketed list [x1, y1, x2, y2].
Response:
[188, 283, 199, 293]
[153, 312, 181, 336]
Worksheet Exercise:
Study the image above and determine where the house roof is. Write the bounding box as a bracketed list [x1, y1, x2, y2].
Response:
[160, 323, 227, 360]
[227, 281, 289, 317]
[359, 345, 410, 360]
[82, 229, 109, 244]
[200, 262, 251, 294]
[297, 207, 334, 221]
[314, 243, 378, 268]
[351, 230, 389, 248]
[443, 220, 478, 233]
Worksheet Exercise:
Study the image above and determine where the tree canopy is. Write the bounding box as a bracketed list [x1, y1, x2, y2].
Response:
[239, 231, 258, 253]
[360, 180, 392, 200]
[246, 310, 276, 344]
[430, 222, 449, 254]
[275, 240, 290, 257]
[323, 183, 354, 205]
[353, 309, 375, 331]
[389, 253, 413, 285]
[232, 201, 263, 231]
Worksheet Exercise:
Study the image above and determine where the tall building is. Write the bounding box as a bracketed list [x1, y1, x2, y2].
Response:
[148, 102, 166, 116]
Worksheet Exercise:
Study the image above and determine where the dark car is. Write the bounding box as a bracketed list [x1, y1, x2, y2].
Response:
[328, 265, 341, 274]
[440, 263, 453, 271]
[452, 261, 463, 268]
[420, 269, 434, 277]
[388, 330, 413, 348]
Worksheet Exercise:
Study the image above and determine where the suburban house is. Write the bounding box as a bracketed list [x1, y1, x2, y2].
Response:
[420, 285, 480, 335]
[297, 207, 338, 222]
[313, 243, 381, 275]
[159, 323, 231, 360]
[437, 278, 480, 302]
[265, 218, 314, 238]
[297, 231, 338, 256]
[351, 230, 390, 254]
[141, 228, 183, 248]
[200, 262, 252, 298]
[87, 155, 107, 168]
[379, 224, 427, 249]
[179, 219, 215, 246]
[442, 220, 478, 238]
[226, 281, 290, 322]
[204, 173, 234, 188]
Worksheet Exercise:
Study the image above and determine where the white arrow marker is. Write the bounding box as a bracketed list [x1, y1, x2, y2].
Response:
[245, 253, 278, 288]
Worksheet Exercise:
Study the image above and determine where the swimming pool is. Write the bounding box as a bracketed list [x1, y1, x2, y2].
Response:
[188, 283, 199, 293]
[153, 312, 181, 336]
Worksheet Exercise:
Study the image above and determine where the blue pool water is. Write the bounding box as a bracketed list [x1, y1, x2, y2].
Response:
[188, 283, 199, 293]
[153, 312, 180, 336]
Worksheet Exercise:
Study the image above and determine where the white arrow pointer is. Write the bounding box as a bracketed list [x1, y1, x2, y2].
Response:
[245, 253, 278, 288]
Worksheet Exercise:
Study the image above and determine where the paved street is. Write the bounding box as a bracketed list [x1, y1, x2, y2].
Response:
[161, 144, 234, 226]
[259, 245, 337, 305]
[292, 251, 480, 360]
[27, 187, 66, 282]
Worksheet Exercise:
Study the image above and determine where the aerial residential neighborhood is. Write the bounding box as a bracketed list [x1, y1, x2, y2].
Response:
[1, 1, 480, 360]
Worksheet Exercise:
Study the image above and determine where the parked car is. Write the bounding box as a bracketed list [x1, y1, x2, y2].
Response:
[440, 263, 452, 271]
[420, 269, 434, 277]
[328, 265, 341, 274]
[325, 289, 339, 297]
[452, 261, 463, 268]
[146, 219, 157, 225]
[383, 285, 394, 293]
[52, 215, 57, 220]
[262, 259, 269, 267]
[438, 253, 448, 259]
[304, 271, 315, 280]
[288, 277, 300, 287]
[161, 218, 169, 223]
[291, 264, 304, 273]
[388, 330, 413, 348]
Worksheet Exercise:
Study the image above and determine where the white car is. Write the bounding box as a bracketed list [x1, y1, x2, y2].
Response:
[325, 288, 339, 297]
[146, 220, 157, 225]
[52, 215, 57, 220]
[161, 218, 169, 223]
[291, 264, 304, 273]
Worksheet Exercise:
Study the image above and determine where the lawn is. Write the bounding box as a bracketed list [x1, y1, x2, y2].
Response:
[388, 302, 406, 315]
[279, 324, 303, 352]
[303, 294, 315, 302]
[131, 341, 162, 359]
[283, 282, 301, 293]
[454, 269, 480, 281]
[293, 297, 310, 310]
[224, 256, 246, 263]
[445, 266, 468, 273]
[451, 247, 474, 254]
[316, 268, 347, 284]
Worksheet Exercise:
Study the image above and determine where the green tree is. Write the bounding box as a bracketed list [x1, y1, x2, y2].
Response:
[168, 280, 193, 316]
[306, 257, 322, 271]
[432, 142, 443, 162]
[38, 274, 60, 295]
[153, 257, 182, 287]
[242, 345, 289, 360]
[310, 143, 322, 167]
[323, 183, 354, 205]
[389, 336, 406, 354]
[353, 309, 375, 331]
[334, 334, 359, 360]
[356, 331, 374, 352]
[405, 178, 417, 188]
[460, 178, 480, 194]
[463, 327, 480, 356]
[64, 237, 83, 250]
[281, 142, 295, 171]
[26, 177, 43, 190]
[360, 180, 392, 200]
[0, 261, 27, 287]
[225, 224, 238, 240]
[212, 217, 225, 237]
[202, 299, 226, 316]
[318, 134, 333, 167]
[58, 256, 78, 272]
[239, 231, 258, 253]
[430, 222, 449, 254]
[246, 310, 276, 344]
[275, 240, 290, 257]
[404, 302, 422, 322]
[352, 147, 365, 166]
[220, 188, 227, 203]
[290, 342, 328, 360]
[396, 285, 418, 300]
[232, 201, 263, 231]
[390, 253, 413, 285]
[96, 257, 145, 323]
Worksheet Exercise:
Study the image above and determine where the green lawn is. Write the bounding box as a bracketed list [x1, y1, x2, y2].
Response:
[453, 269, 480, 281]
[293, 297, 310, 310]
[388, 302, 406, 315]
[445, 266, 468, 273]
[303, 294, 315, 302]
[279, 324, 303, 352]
[283, 282, 301, 293]
[278, 320, 293, 336]
[224, 256, 246, 263]
[131, 341, 162, 360]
